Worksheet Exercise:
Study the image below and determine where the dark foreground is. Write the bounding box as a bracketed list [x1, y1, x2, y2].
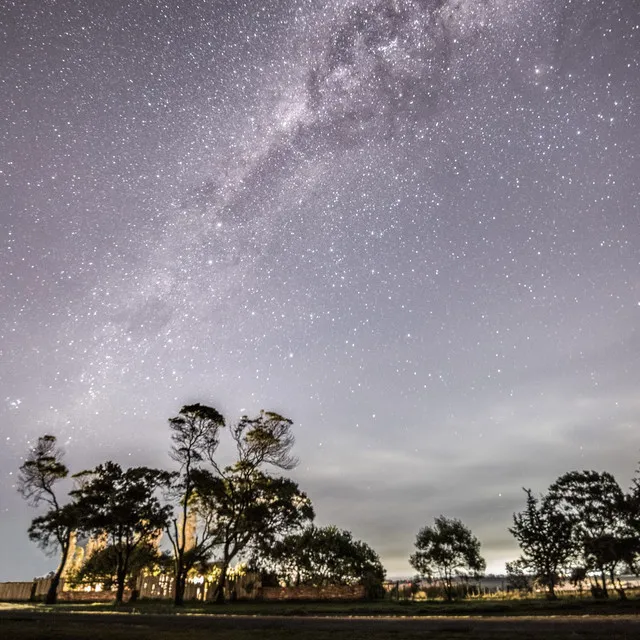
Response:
[1, 609, 640, 640]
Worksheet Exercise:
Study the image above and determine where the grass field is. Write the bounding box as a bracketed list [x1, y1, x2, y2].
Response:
[1, 599, 640, 639]
[1, 610, 640, 640]
[12, 594, 640, 617]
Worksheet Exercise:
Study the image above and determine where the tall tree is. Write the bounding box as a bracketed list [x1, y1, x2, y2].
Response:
[166, 405, 310, 604]
[547, 470, 626, 598]
[166, 403, 225, 606]
[17, 435, 77, 604]
[203, 410, 308, 603]
[72, 462, 173, 604]
[509, 488, 574, 599]
[409, 516, 486, 601]
[193, 467, 314, 602]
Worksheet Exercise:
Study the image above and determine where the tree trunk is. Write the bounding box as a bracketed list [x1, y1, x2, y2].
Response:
[444, 576, 453, 602]
[172, 513, 186, 606]
[612, 571, 626, 600]
[591, 570, 607, 599]
[174, 571, 186, 606]
[45, 573, 61, 605]
[173, 549, 186, 606]
[214, 564, 228, 603]
[46, 531, 72, 605]
[115, 568, 127, 605]
[128, 572, 141, 603]
[600, 568, 609, 598]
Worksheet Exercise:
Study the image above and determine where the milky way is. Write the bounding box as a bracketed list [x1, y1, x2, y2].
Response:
[1, 0, 639, 579]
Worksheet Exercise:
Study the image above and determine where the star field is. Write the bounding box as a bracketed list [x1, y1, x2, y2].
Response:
[1, 0, 639, 579]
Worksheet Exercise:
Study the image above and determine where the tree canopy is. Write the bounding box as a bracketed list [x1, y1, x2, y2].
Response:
[192, 466, 314, 602]
[509, 488, 574, 599]
[166, 403, 225, 606]
[166, 404, 310, 604]
[68, 541, 170, 600]
[547, 470, 627, 598]
[259, 524, 385, 597]
[410, 516, 486, 601]
[72, 462, 174, 604]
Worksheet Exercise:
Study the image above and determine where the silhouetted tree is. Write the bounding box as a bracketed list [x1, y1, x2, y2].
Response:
[193, 466, 313, 602]
[72, 462, 173, 604]
[69, 541, 171, 601]
[621, 464, 640, 577]
[259, 525, 385, 598]
[226, 411, 299, 472]
[505, 559, 534, 594]
[509, 488, 574, 599]
[17, 435, 78, 604]
[166, 405, 308, 604]
[570, 566, 589, 596]
[166, 403, 225, 606]
[203, 410, 308, 603]
[409, 516, 485, 601]
[547, 470, 626, 598]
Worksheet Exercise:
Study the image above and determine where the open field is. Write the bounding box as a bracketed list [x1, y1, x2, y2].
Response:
[2, 600, 640, 640]
[6, 595, 640, 618]
[1, 608, 640, 640]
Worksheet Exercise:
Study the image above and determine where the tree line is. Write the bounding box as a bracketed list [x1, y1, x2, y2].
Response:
[18, 403, 640, 605]
[404, 465, 640, 602]
[507, 469, 640, 599]
[17, 404, 385, 605]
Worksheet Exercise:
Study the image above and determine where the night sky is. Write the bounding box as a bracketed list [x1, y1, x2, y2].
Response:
[1, 0, 639, 581]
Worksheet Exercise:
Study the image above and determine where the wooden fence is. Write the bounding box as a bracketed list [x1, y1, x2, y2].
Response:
[0, 582, 34, 601]
[0, 575, 366, 603]
[138, 573, 259, 601]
